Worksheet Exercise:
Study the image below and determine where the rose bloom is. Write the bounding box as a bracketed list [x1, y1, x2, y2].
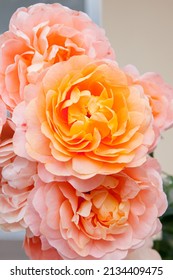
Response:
[0, 156, 37, 231]
[13, 55, 154, 191]
[124, 65, 173, 149]
[24, 235, 62, 260]
[23, 157, 167, 260]
[0, 3, 115, 109]
[0, 103, 36, 231]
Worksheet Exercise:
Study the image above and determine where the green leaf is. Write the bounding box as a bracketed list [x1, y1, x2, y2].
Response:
[153, 173, 173, 259]
[154, 239, 173, 260]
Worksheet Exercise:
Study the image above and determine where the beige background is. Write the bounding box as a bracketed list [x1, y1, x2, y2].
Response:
[101, 0, 173, 175]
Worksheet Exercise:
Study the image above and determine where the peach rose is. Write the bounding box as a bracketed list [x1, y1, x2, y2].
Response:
[0, 157, 36, 231]
[24, 234, 62, 260]
[13, 55, 154, 190]
[0, 3, 115, 109]
[0, 110, 37, 231]
[24, 157, 167, 260]
[124, 65, 173, 149]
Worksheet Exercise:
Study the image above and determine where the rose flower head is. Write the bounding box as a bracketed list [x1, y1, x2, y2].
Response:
[0, 100, 37, 231]
[24, 157, 167, 260]
[124, 65, 173, 149]
[0, 3, 115, 109]
[24, 235, 62, 260]
[13, 55, 154, 191]
[0, 157, 37, 231]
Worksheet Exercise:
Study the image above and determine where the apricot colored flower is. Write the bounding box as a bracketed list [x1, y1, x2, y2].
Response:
[0, 157, 36, 231]
[0, 111, 36, 232]
[24, 235, 62, 260]
[124, 65, 173, 149]
[24, 157, 167, 260]
[0, 3, 114, 109]
[13, 55, 154, 190]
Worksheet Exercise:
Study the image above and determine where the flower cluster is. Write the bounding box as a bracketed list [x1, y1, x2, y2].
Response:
[0, 3, 172, 260]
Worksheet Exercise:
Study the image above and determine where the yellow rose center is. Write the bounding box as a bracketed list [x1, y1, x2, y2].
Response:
[77, 189, 130, 230]
[91, 190, 129, 226]
[60, 79, 128, 142]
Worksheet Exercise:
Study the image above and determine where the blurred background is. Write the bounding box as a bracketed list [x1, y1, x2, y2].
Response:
[0, 0, 173, 259]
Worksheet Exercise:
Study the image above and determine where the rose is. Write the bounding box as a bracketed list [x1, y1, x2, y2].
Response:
[0, 103, 36, 231]
[24, 235, 62, 260]
[24, 157, 167, 260]
[124, 65, 173, 149]
[0, 3, 115, 109]
[13, 55, 155, 191]
[0, 102, 33, 231]
[0, 157, 36, 231]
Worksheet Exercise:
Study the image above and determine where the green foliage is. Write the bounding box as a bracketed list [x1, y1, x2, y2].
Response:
[153, 175, 173, 259]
